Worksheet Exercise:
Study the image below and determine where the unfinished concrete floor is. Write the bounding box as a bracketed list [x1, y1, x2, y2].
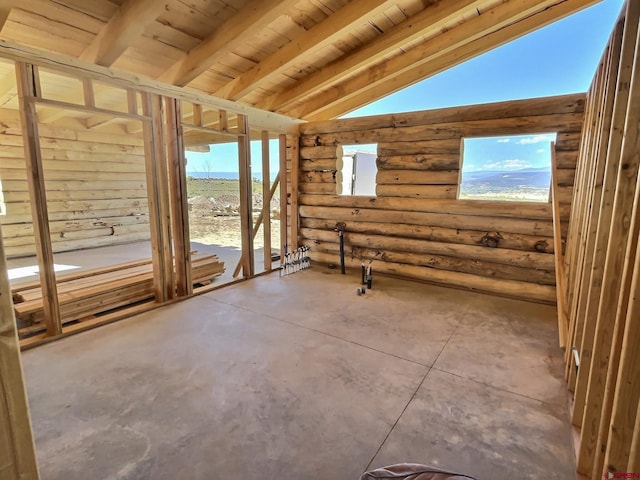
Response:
[21, 268, 575, 480]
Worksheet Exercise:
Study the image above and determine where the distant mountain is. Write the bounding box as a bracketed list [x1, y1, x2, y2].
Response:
[462, 169, 551, 189]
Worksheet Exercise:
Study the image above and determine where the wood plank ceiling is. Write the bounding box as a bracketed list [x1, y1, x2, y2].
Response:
[0, 0, 600, 122]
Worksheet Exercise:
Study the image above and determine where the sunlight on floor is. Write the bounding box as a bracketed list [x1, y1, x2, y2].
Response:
[8, 264, 79, 280]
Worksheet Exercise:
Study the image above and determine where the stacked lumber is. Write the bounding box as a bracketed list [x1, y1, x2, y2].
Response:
[294, 94, 584, 304]
[12, 254, 225, 337]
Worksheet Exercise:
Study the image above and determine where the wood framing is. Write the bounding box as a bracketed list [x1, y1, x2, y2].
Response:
[141, 92, 174, 302]
[0, 1, 597, 121]
[0, 40, 302, 134]
[165, 97, 192, 297]
[237, 114, 255, 278]
[279, 134, 288, 261]
[14, 62, 62, 336]
[261, 131, 272, 272]
[0, 225, 40, 480]
[550, 143, 568, 347]
[561, 3, 640, 477]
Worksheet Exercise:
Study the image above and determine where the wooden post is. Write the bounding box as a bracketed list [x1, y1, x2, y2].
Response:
[261, 130, 272, 271]
[550, 143, 567, 347]
[82, 79, 95, 108]
[279, 134, 288, 262]
[126, 88, 137, 115]
[142, 92, 174, 302]
[237, 114, 254, 277]
[219, 109, 228, 132]
[165, 97, 192, 296]
[0, 224, 40, 480]
[193, 103, 203, 127]
[289, 134, 300, 250]
[14, 62, 62, 337]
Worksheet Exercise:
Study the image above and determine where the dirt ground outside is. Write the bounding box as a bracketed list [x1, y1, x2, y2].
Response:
[187, 177, 281, 251]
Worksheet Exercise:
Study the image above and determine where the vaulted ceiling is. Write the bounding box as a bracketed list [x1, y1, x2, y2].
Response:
[0, 0, 599, 121]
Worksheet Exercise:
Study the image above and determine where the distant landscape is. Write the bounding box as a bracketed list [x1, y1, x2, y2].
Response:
[186, 177, 280, 250]
[459, 167, 551, 202]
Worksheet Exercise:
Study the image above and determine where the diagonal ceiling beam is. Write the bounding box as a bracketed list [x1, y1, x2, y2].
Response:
[214, 0, 397, 101]
[160, 0, 299, 87]
[0, 1, 11, 31]
[262, 0, 479, 112]
[297, 0, 600, 121]
[80, 0, 169, 67]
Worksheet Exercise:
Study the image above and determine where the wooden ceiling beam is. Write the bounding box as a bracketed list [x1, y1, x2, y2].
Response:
[160, 0, 298, 88]
[0, 1, 11, 32]
[215, 0, 397, 101]
[80, 0, 168, 67]
[299, 0, 600, 120]
[263, 0, 480, 112]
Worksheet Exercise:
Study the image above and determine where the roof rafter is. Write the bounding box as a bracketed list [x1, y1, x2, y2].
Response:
[262, 0, 479, 112]
[301, 0, 599, 120]
[79, 0, 168, 67]
[160, 0, 299, 87]
[214, 0, 397, 101]
[0, 1, 11, 31]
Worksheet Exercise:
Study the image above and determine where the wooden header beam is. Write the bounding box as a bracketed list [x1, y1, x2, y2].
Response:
[0, 39, 303, 133]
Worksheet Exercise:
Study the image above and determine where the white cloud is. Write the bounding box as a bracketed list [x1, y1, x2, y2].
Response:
[536, 148, 546, 154]
[482, 158, 532, 170]
[516, 134, 556, 145]
[497, 138, 510, 143]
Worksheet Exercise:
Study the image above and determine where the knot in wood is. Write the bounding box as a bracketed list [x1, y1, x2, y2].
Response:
[534, 240, 549, 252]
[480, 232, 502, 248]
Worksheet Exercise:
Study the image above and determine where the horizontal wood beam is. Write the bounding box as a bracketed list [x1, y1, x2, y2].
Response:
[0, 39, 303, 133]
[160, 0, 298, 87]
[80, 0, 168, 67]
[299, 0, 599, 120]
[300, 93, 585, 134]
[215, 0, 396, 101]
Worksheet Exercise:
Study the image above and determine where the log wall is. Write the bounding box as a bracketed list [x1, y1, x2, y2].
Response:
[0, 108, 150, 258]
[296, 94, 585, 304]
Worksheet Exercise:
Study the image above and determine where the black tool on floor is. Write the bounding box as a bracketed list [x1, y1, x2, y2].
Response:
[334, 222, 346, 274]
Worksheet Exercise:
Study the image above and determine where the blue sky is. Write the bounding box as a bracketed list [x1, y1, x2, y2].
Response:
[186, 0, 624, 175]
